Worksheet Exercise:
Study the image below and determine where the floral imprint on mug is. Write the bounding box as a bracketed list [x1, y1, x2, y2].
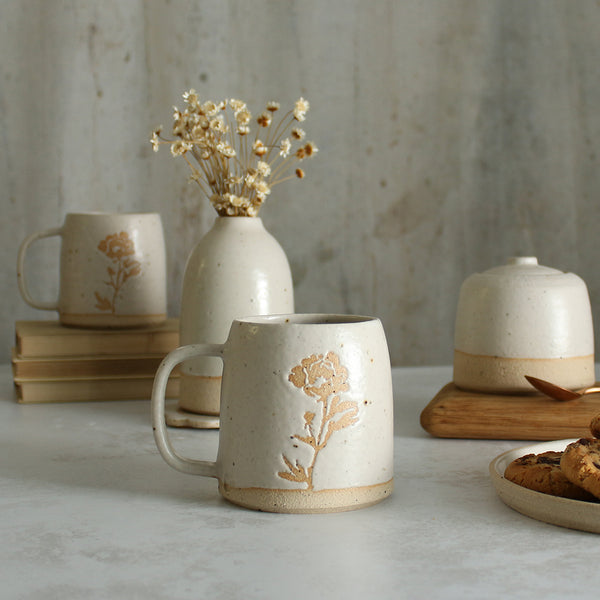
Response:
[94, 232, 142, 313]
[278, 351, 360, 491]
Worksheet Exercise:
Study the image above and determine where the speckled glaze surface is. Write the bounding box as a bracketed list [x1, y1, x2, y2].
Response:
[454, 257, 594, 393]
[152, 314, 394, 513]
[17, 212, 167, 328]
[178, 217, 294, 415]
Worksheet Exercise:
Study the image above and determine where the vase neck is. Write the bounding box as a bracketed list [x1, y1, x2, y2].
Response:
[212, 216, 265, 231]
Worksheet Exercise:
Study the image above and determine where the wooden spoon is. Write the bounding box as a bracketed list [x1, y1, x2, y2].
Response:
[524, 375, 600, 401]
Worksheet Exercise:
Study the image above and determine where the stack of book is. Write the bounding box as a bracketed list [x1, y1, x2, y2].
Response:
[11, 319, 180, 403]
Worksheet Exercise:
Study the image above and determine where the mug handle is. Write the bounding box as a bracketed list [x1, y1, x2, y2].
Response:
[151, 343, 224, 477]
[17, 227, 63, 310]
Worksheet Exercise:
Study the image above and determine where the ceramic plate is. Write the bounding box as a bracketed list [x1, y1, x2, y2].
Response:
[490, 439, 600, 534]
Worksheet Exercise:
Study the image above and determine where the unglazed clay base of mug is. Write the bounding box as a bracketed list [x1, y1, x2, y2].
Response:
[60, 313, 167, 329]
[453, 350, 595, 394]
[178, 373, 221, 415]
[164, 399, 220, 429]
[218, 479, 393, 514]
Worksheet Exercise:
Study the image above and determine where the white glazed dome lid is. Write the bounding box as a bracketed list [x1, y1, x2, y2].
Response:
[455, 255, 593, 360]
[482, 256, 565, 277]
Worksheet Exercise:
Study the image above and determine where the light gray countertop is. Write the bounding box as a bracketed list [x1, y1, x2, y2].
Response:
[1, 364, 597, 599]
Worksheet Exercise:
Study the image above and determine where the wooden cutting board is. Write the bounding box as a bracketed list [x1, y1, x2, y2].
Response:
[420, 382, 600, 440]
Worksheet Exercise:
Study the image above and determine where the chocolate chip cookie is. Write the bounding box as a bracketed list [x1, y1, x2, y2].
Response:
[590, 414, 600, 438]
[505, 450, 595, 500]
[560, 439, 600, 500]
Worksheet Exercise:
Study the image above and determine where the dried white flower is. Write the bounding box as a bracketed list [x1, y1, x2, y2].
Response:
[267, 101, 280, 112]
[210, 117, 227, 133]
[229, 194, 248, 207]
[252, 140, 267, 156]
[279, 138, 291, 157]
[303, 141, 318, 157]
[226, 175, 243, 186]
[257, 161, 271, 177]
[257, 111, 272, 127]
[199, 146, 212, 160]
[151, 127, 162, 152]
[291, 127, 305, 140]
[216, 142, 236, 158]
[236, 108, 251, 126]
[229, 98, 246, 114]
[293, 97, 309, 122]
[253, 180, 271, 200]
[170, 140, 192, 156]
[172, 119, 185, 136]
[183, 89, 200, 109]
[202, 101, 219, 116]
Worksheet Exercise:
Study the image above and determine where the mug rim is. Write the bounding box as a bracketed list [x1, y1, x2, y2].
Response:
[235, 313, 379, 326]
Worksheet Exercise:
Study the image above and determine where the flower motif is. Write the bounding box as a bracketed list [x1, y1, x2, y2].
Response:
[280, 352, 359, 491]
[97, 232, 136, 261]
[289, 352, 350, 401]
[95, 232, 142, 314]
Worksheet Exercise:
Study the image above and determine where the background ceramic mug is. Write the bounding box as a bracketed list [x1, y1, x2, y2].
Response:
[152, 314, 394, 513]
[17, 212, 167, 328]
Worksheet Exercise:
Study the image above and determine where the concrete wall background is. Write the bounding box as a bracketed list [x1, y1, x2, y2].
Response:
[2, 0, 600, 366]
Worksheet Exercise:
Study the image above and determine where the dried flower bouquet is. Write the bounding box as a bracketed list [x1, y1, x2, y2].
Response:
[151, 92, 317, 216]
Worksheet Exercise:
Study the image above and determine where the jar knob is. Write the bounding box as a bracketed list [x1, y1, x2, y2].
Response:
[507, 256, 538, 266]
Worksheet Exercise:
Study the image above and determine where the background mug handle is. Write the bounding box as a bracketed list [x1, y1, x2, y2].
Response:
[17, 227, 63, 311]
[151, 343, 224, 476]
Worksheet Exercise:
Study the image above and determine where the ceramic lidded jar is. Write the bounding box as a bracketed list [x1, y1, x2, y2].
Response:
[453, 257, 595, 394]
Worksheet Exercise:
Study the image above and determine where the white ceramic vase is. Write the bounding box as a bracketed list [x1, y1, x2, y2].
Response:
[178, 216, 294, 415]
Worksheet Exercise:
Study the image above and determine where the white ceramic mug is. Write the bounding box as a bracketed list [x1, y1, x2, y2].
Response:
[152, 314, 394, 513]
[17, 212, 167, 328]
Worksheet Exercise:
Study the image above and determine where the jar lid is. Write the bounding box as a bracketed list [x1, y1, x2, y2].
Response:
[482, 256, 564, 277]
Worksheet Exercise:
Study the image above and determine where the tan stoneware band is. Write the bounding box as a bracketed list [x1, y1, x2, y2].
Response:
[60, 313, 167, 328]
[453, 350, 595, 394]
[219, 479, 394, 514]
